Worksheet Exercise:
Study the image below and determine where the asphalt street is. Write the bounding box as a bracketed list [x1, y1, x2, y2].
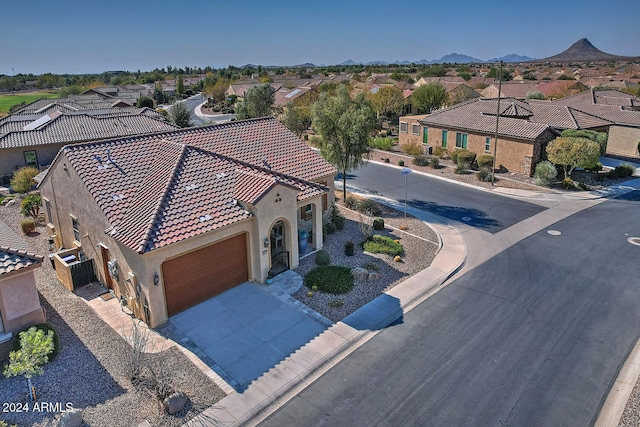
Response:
[261, 194, 640, 426]
[343, 161, 546, 233]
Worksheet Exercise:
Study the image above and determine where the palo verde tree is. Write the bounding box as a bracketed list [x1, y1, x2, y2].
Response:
[282, 104, 311, 137]
[411, 82, 448, 114]
[368, 86, 404, 119]
[311, 85, 377, 201]
[546, 136, 601, 178]
[236, 83, 275, 119]
[168, 101, 193, 128]
[4, 326, 55, 401]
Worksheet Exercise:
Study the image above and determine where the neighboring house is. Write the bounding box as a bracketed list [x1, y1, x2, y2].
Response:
[403, 98, 558, 175]
[12, 94, 135, 115]
[402, 78, 481, 114]
[0, 108, 176, 183]
[551, 89, 640, 158]
[38, 117, 336, 326]
[0, 221, 45, 360]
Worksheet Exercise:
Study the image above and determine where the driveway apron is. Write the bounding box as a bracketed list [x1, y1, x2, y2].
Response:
[168, 281, 327, 391]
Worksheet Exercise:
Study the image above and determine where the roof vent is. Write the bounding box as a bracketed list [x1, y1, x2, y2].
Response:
[112, 194, 125, 201]
[216, 173, 227, 179]
[199, 214, 212, 222]
[184, 183, 198, 191]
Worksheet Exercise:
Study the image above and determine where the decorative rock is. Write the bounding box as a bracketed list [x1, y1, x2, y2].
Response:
[351, 267, 368, 280]
[163, 391, 189, 415]
[368, 272, 381, 281]
[56, 408, 83, 427]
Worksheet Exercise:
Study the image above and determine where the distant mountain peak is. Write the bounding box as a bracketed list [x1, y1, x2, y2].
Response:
[539, 38, 636, 62]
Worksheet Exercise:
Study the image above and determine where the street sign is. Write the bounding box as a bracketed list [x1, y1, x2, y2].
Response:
[401, 167, 412, 175]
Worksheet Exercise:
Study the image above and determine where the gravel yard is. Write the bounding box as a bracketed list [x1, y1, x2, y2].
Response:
[293, 202, 439, 322]
[0, 202, 225, 427]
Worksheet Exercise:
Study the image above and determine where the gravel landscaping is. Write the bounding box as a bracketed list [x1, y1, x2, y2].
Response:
[293, 202, 439, 322]
[0, 202, 225, 427]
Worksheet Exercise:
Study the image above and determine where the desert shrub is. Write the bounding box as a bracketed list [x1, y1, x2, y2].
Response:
[454, 161, 471, 174]
[12, 323, 59, 362]
[345, 195, 359, 210]
[315, 249, 331, 266]
[433, 146, 448, 158]
[344, 240, 355, 256]
[369, 137, 394, 151]
[587, 162, 603, 172]
[330, 205, 346, 230]
[477, 154, 494, 169]
[357, 199, 381, 216]
[398, 160, 405, 166]
[364, 235, 404, 256]
[401, 141, 424, 156]
[308, 135, 322, 147]
[477, 167, 492, 182]
[450, 149, 461, 164]
[562, 177, 575, 189]
[20, 219, 35, 234]
[10, 167, 40, 194]
[324, 222, 337, 235]
[534, 160, 558, 186]
[430, 156, 440, 169]
[304, 266, 353, 294]
[457, 150, 476, 167]
[413, 154, 430, 166]
[373, 217, 385, 230]
[614, 163, 635, 177]
[577, 181, 589, 190]
[607, 169, 619, 179]
[21, 194, 42, 219]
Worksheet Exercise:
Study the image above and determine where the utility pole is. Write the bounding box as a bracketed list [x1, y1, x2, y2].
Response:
[491, 60, 503, 186]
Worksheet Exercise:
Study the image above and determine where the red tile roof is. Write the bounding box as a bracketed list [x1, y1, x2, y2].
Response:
[61, 118, 332, 253]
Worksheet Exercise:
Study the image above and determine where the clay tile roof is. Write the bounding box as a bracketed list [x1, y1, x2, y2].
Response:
[0, 221, 43, 275]
[0, 112, 177, 149]
[61, 118, 333, 253]
[419, 98, 551, 140]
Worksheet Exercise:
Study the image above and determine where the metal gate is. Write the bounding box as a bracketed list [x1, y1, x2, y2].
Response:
[270, 251, 290, 277]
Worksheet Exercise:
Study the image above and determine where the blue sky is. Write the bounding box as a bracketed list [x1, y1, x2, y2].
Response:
[2, 0, 638, 75]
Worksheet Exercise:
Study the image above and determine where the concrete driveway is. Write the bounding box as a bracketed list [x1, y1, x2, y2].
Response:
[167, 278, 328, 391]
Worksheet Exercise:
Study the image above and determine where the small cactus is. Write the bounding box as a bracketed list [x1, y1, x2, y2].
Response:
[311, 285, 318, 292]
[308, 291, 314, 297]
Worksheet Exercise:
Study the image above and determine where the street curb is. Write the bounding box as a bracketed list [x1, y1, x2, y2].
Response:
[595, 337, 640, 427]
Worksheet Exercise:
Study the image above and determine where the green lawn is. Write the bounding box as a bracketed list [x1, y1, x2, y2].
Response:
[0, 92, 60, 114]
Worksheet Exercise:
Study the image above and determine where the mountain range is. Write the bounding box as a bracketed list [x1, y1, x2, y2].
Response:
[336, 52, 535, 66]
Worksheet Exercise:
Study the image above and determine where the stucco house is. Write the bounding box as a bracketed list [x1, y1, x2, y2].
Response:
[38, 117, 336, 326]
[399, 96, 623, 175]
[0, 107, 176, 183]
[0, 221, 46, 359]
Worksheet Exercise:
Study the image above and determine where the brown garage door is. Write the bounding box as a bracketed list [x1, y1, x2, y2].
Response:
[163, 233, 248, 316]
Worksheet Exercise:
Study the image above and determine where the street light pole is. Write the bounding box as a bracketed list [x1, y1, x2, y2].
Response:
[401, 167, 412, 218]
[491, 60, 503, 186]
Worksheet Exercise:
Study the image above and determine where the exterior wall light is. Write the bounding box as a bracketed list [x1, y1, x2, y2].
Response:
[153, 272, 160, 286]
[264, 237, 269, 248]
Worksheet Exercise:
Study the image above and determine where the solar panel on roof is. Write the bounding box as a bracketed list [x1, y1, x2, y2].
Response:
[23, 115, 53, 131]
[285, 89, 301, 98]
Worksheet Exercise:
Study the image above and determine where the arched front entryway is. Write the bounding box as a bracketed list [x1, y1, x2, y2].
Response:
[269, 220, 290, 276]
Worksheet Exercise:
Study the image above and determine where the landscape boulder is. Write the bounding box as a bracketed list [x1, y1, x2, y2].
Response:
[56, 408, 83, 427]
[163, 391, 189, 415]
[351, 267, 368, 281]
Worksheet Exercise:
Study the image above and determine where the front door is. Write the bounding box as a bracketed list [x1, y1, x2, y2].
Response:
[100, 244, 114, 289]
[270, 221, 289, 276]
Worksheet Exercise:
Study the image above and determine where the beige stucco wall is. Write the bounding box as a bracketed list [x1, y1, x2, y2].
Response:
[0, 268, 45, 334]
[398, 115, 429, 150]
[0, 144, 64, 179]
[607, 125, 640, 159]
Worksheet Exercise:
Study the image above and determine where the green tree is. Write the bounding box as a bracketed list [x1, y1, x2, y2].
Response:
[21, 194, 41, 219]
[546, 137, 601, 178]
[153, 83, 166, 105]
[168, 101, 193, 128]
[560, 129, 608, 155]
[311, 86, 377, 200]
[282, 104, 311, 137]
[411, 82, 448, 113]
[236, 83, 275, 119]
[136, 95, 154, 108]
[10, 167, 40, 194]
[420, 66, 448, 78]
[526, 91, 546, 100]
[368, 86, 404, 118]
[4, 326, 55, 401]
[486, 67, 513, 81]
[176, 75, 184, 98]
